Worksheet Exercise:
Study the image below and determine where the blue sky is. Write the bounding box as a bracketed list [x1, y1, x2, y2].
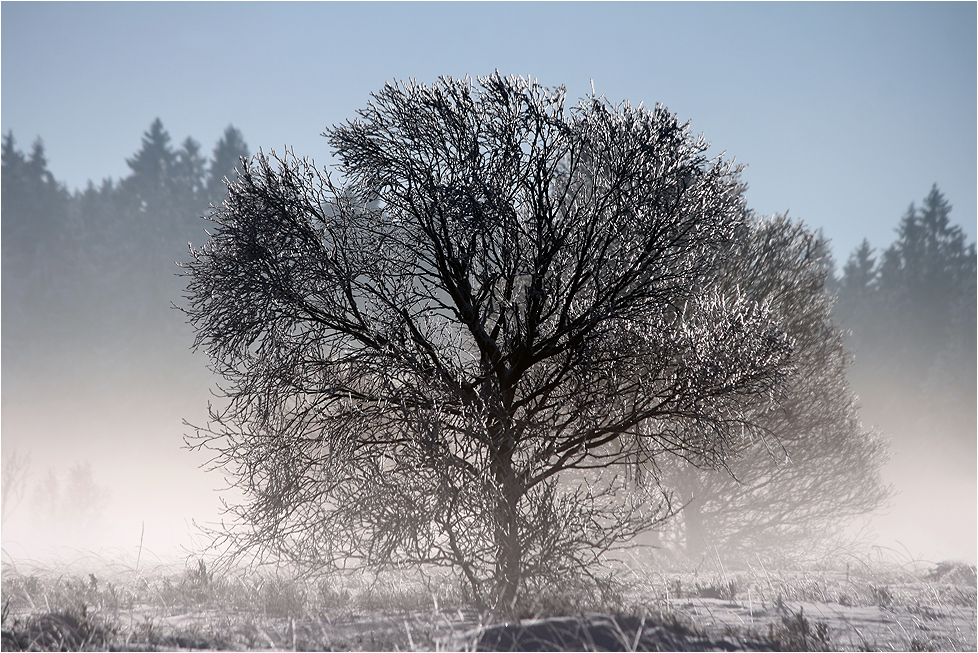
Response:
[3, 1, 975, 263]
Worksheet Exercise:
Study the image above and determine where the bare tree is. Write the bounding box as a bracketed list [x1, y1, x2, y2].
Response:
[183, 74, 795, 609]
[1, 448, 31, 525]
[29, 461, 110, 546]
[655, 216, 890, 563]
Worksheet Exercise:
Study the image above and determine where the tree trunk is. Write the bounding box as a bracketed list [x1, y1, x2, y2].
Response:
[684, 499, 706, 559]
[493, 463, 523, 612]
[678, 466, 707, 559]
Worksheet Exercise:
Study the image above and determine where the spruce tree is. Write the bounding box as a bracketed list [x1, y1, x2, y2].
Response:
[206, 125, 249, 206]
[123, 118, 177, 215]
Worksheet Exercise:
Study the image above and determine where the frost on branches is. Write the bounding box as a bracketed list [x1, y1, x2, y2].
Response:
[183, 74, 805, 609]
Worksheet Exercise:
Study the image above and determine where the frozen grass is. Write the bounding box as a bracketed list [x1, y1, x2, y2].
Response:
[1, 548, 975, 651]
[0, 553, 483, 650]
[613, 549, 976, 652]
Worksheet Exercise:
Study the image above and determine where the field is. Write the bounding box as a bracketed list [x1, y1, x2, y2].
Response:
[1, 550, 975, 651]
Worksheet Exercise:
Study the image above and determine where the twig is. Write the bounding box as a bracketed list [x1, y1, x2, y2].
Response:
[135, 522, 145, 574]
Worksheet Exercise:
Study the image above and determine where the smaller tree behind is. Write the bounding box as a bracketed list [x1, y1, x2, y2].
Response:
[656, 216, 890, 562]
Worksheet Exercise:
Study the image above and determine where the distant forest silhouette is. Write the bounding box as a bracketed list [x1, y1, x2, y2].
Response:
[2, 121, 247, 396]
[2, 119, 975, 465]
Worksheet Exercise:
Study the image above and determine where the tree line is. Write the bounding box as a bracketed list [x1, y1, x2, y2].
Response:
[834, 185, 976, 459]
[8, 120, 968, 419]
[2, 120, 249, 389]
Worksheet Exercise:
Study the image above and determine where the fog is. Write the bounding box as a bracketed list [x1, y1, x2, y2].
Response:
[1, 165, 974, 572]
[1, 322, 228, 564]
[0, 83, 978, 576]
[873, 443, 976, 564]
[2, 308, 973, 570]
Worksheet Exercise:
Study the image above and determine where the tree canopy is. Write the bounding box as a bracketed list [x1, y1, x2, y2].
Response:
[184, 74, 803, 609]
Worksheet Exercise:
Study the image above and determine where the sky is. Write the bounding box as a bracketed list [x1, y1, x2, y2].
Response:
[1, 2, 976, 567]
[2, 1, 975, 263]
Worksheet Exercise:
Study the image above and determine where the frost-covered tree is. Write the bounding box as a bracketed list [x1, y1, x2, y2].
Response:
[183, 74, 797, 609]
[1, 449, 31, 526]
[656, 217, 890, 562]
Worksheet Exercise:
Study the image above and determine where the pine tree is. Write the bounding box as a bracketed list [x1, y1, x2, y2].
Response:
[1, 133, 70, 260]
[118, 120, 214, 306]
[876, 187, 974, 386]
[1, 134, 71, 305]
[841, 239, 877, 298]
[1, 131, 32, 255]
[835, 239, 879, 358]
[206, 125, 249, 207]
[1, 133, 78, 384]
[173, 136, 207, 209]
[172, 136, 212, 247]
[123, 118, 177, 215]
